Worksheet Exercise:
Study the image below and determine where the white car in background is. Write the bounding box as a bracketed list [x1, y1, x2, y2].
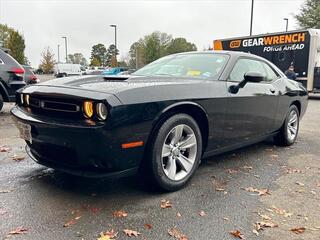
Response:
[54, 63, 82, 78]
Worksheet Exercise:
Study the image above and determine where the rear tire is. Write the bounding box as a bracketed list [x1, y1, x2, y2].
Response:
[0, 94, 3, 112]
[274, 105, 299, 146]
[146, 114, 202, 191]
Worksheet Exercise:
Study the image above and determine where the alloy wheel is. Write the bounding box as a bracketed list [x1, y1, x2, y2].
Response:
[287, 110, 298, 141]
[161, 124, 197, 181]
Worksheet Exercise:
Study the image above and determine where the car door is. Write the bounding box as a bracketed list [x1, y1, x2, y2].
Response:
[223, 57, 280, 146]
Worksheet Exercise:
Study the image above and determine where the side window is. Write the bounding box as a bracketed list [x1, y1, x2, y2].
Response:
[229, 58, 267, 82]
[261, 62, 280, 82]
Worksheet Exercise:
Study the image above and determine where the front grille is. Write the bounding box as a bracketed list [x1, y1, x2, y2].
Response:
[27, 95, 82, 118]
[41, 100, 80, 112]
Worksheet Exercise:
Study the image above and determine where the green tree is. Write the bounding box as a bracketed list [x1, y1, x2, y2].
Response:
[167, 38, 197, 54]
[128, 32, 197, 68]
[90, 43, 107, 66]
[90, 57, 100, 67]
[39, 47, 55, 74]
[68, 53, 87, 66]
[105, 44, 119, 66]
[0, 24, 12, 47]
[143, 31, 172, 64]
[295, 0, 320, 28]
[0, 24, 26, 64]
[128, 41, 145, 69]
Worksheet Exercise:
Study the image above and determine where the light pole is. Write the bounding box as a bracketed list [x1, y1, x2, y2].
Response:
[250, 0, 254, 36]
[57, 44, 60, 63]
[110, 24, 117, 60]
[284, 18, 289, 31]
[62, 36, 68, 63]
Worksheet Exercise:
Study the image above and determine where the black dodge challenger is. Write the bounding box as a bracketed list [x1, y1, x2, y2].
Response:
[11, 51, 308, 191]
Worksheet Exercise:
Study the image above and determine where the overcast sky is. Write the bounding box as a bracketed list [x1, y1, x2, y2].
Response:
[0, 0, 305, 66]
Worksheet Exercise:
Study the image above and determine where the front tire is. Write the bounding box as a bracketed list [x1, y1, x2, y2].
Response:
[274, 105, 299, 146]
[148, 114, 202, 191]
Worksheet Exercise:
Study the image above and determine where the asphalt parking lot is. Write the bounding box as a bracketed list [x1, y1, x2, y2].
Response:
[0, 96, 320, 240]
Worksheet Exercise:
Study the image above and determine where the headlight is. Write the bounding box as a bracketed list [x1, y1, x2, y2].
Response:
[23, 94, 30, 106]
[19, 93, 24, 105]
[83, 101, 94, 118]
[96, 103, 108, 120]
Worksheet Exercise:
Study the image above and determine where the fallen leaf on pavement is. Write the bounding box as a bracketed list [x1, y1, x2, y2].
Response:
[242, 165, 253, 170]
[112, 210, 128, 218]
[161, 199, 172, 209]
[144, 224, 152, 229]
[222, 217, 229, 221]
[243, 187, 271, 196]
[12, 155, 25, 161]
[291, 227, 306, 234]
[199, 210, 206, 217]
[0, 146, 10, 152]
[252, 229, 259, 236]
[270, 154, 278, 160]
[255, 221, 278, 231]
[215, 187, 226, 191]
[168, 227, 188, 240]
[63, 216, 81, 227]
[213, 179, 227, 192]
[7, 227, 28, 235]
[98, 229, 118, 239]
[230, 230, 245, 239]
[123, 229, 141, 237]
[286, 168, 302, 174]
[227, 169, 238, 174]
[258, 213, 272, 220]
[296, 182, 305, 186]
[176, 212, 182, 218]
[0, 189, 13, 193]
[271, 206, 293, 217]
[90, 207, 102, 214]
[97, 235, 111, 240]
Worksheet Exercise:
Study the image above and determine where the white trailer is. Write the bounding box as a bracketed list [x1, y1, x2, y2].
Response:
[54, 63, 82, 78]
[214, 29, 320, 92]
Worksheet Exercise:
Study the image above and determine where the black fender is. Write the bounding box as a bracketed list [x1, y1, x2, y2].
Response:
[154, 101, 209, 125]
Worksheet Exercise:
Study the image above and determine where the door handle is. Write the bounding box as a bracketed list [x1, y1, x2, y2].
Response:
[269, 88, 276, 94]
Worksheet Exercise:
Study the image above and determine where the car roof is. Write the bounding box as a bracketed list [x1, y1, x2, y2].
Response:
[173, 50, 277, 66]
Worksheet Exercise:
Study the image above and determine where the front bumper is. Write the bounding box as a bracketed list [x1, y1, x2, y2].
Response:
[11, 106, 146, 177]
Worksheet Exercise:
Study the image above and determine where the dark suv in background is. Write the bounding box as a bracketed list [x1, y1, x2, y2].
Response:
[0, 48, 26, 111]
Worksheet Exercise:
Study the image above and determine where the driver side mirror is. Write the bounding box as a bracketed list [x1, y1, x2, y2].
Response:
[229, 72, 265, 94]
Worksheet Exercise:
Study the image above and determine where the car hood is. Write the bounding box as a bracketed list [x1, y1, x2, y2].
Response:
[38, 75, 206, 95]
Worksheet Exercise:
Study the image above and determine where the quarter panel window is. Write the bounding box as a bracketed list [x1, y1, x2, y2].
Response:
[261, 62, 279, 82]
[229, 58, 267, 82]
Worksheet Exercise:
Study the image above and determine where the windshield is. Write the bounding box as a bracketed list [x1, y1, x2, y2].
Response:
[133, 53, 229, 80]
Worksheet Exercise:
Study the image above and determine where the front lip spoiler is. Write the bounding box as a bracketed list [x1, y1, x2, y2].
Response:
[26, 146, 138, 179]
